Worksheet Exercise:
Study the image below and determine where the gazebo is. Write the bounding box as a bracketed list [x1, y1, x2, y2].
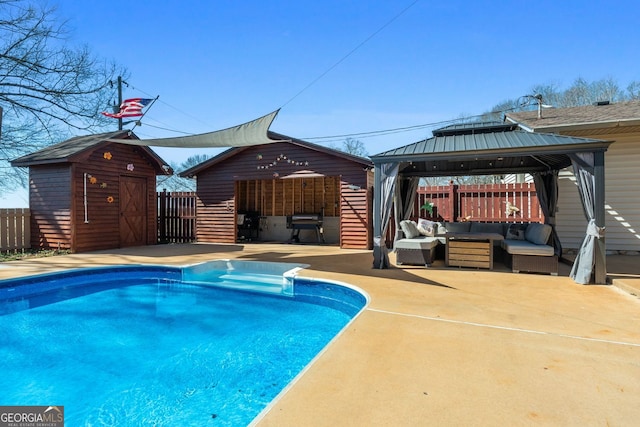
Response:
[370, 122, 613, 284]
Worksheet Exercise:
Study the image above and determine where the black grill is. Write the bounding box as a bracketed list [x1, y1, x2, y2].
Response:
[286, 213, 325, 243]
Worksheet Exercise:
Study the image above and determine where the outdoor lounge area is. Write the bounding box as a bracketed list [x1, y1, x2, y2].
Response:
[0, 243, 638, 426]
[395, 219, 559, 275]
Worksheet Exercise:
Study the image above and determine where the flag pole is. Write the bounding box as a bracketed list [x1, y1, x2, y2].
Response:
[128, 95, 160, 135]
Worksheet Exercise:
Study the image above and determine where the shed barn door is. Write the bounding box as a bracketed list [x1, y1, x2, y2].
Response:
[119, 176, 147, 247]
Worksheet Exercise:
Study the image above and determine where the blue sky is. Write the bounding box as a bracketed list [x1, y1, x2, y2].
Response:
[3, 0, 639, 206]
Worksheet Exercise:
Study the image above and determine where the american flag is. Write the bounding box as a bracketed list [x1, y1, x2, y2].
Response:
[102, 98, 153, 119]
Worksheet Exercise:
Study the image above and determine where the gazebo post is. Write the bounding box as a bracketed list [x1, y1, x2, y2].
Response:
[594, 151, 607, 284]
[372, 163, 383, 268]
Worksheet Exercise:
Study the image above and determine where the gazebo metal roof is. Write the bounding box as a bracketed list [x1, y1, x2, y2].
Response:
[370, 121, 611, 177]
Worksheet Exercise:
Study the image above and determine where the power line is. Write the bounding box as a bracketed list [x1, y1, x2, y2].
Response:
[301, 106, 521, 143]
[121, 1, 423, 137]
[280, 0, 421, 109]
[138, 122, 193, 135]
[126, 82, 213, 129]
[122, 81, 524, 144]
[124, 94, 521, 145]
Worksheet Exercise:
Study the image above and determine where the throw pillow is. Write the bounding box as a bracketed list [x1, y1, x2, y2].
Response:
[417, 218, 436, 237]
[506, 223, 527, 240]
[400, 220, 421, 239]
[525, 223, 552, 245]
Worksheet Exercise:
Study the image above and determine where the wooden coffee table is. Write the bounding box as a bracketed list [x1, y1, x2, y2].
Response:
[445, 232, 504, 270]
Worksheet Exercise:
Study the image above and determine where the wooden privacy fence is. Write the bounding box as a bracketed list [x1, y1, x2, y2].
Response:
[415, 182, 543, 223]
[4, 185, 540, 250]
[1, 208, 31, 252]
[157, 191, 197, 243]
[386, 182, 542, 244]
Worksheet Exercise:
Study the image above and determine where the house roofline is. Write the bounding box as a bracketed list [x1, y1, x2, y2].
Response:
[506, 116, 640, 133]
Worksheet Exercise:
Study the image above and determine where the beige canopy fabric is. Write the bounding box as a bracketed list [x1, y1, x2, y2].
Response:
[105, 109, 283, 147]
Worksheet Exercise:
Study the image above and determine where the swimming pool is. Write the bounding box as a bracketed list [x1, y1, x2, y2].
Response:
[0, 260, 367, 426]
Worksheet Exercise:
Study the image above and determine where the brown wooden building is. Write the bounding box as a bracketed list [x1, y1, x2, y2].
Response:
[11, 131, 172, 252]
[180, 132, 374, 249]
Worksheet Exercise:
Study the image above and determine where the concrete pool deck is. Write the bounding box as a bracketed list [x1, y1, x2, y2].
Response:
[1, 243, 639, 426]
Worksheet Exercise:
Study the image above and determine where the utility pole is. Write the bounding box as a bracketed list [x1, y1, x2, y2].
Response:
[108, 76, 125, 130]
[108, 76, 156, 132]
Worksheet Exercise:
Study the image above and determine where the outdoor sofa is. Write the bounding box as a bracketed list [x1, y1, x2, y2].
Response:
[501, 222, 558, 275]
[395, 219, 558, 275]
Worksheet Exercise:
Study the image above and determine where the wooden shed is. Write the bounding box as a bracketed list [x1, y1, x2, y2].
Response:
[180, 132, 374, 249]
[11, 131, 172, 252]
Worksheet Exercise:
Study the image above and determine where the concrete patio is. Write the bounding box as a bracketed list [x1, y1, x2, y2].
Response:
[1, 243, 639, 426]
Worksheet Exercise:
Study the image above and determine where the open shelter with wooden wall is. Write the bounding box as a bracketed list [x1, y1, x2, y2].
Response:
[180, 132, 374, 249]
[11, 131, 172, 252]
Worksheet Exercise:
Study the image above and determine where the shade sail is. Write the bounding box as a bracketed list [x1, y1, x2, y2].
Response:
[105, 109, 283, 147]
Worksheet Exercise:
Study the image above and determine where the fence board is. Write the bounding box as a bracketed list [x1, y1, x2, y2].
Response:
[157, 191, 196, 243]
[416, 182, 542, 223]
[386, 183, 543, 246]
[0, 208, 31, 252]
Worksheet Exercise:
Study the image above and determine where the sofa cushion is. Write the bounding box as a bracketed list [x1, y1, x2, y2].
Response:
[443, 222, 471, 233]
[400, 220, 421, 239]
[470, 222, 505, 235]
[505, 223, 528, 240]
[502, 239, 554, 256]
[525, 223, 552, 245]
[416, 218, 436, 236]
[395, 236, 442, 250]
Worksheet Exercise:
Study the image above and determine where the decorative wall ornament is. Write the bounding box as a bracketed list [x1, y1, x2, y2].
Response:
[100, 182, 108, 188]
[103, 152, 112, 160]
[107, 196, 114, 203]
[126, 163, 135, 171]
[89, 175, 97, 184]
[256, 153, 310, 170]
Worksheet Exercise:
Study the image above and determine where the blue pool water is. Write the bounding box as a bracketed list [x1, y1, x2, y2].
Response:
[0, 262, 366, 426]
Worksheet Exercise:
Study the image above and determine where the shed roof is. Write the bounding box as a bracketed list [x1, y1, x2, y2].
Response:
[370, 121, 612, 176]
[11, 131, 172, 175]
[180, 131, 372, 178]
[505, 100, 640, 132]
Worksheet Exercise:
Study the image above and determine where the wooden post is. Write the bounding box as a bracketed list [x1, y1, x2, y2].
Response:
[158, 190, 167, 243]
[449, 181, 459, 221]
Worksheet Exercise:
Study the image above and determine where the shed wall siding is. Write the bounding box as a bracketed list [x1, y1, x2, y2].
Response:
[556, 131, 640, 252]
[29, 165, 73, 250]
[194, 142, 371, 248]
[196, 173, 236, 244]
[340, 170, 373, 249]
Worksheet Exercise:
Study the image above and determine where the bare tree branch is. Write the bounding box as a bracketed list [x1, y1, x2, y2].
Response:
[0, 0, 127, 192]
